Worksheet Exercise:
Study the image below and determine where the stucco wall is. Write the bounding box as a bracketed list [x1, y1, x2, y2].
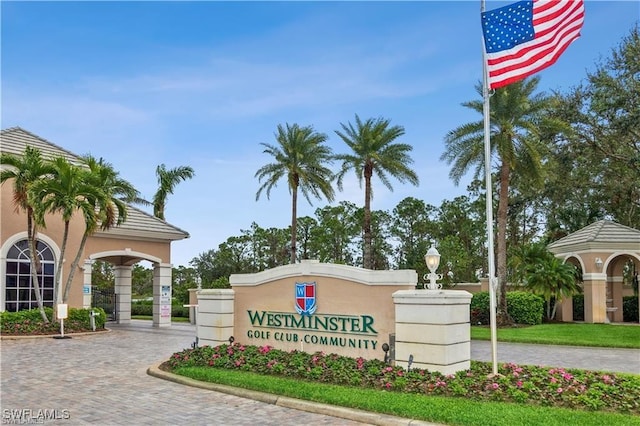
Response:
[230, 261, 417, 360]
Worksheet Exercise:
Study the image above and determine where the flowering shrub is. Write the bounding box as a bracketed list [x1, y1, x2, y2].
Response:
[166, 343, 640, 415]
[0, 307, 107, 335]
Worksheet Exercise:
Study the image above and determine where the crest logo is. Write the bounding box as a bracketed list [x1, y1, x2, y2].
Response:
[295, 281, 317, 316]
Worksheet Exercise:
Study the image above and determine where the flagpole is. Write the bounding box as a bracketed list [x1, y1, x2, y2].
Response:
[481, 0, 499, 376]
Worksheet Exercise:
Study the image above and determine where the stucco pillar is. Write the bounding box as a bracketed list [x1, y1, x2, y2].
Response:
[556, 296, 573, 322]
[197, 289, 235, 347]
[82, 260, 93, 309]
[610, 276, 624, 322]
[393, 289, 472, 375]
[583, 273, 607, 323]
[114, 265, 132, 323]
[153, 263, 172, 328]
[188, 288, 199, 324]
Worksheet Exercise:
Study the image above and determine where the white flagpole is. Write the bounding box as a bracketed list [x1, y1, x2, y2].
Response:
[481, 0, 499, 376]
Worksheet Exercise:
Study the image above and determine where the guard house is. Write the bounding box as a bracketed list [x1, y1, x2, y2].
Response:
[548, 220, 640, 323]
[0, 127, 189, 326]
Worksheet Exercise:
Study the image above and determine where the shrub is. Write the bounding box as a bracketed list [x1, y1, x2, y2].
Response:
[470, 292, 491, 325]
[470, 291, 544, 325]
[508, 291, 544, 325]
[131, 302, 153, 316]
[131, 301, 190, 318]
[573, 294, 585, 321]
[623, 296, 639, 323]
[0, 307, 106, 334]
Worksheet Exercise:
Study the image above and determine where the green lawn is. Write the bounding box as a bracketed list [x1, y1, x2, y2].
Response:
[470, 323, 640, 349]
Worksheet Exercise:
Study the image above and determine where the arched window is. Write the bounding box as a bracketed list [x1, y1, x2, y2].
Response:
[5, 239, 55, 312]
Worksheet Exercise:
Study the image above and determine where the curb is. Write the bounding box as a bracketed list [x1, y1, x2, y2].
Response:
[1, 328, 111, 340]
[147, 363, 439, 426]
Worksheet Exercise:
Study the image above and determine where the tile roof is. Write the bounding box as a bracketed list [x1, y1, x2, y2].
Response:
[548, 220, 640, 252]
[1, 127, 189, 242]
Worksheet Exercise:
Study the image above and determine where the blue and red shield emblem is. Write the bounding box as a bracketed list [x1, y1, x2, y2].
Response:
[295, 281, 317, 316]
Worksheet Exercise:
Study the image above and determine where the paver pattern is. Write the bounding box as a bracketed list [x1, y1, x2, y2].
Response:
[2, 320, 638, 425]
[1, 321, 366, 425]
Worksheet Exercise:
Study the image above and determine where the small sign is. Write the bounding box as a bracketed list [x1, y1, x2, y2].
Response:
[161, 285, 171, 304]
[57, 304, 68, 319]
[83, 285, 91, 294]
[161, 305, 170, 318]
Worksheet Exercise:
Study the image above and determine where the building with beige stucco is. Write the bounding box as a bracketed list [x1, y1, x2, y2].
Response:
[1, 127, 188, 326]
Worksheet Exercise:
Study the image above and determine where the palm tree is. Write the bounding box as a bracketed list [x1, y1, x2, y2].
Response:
[0, 147, 54, 322]
[30, 156, 101, 305]
[255, 123, 335, 264]
[527, 257, 581, 320]
[61, 156, 139, 302]
[335, 115, 419, 269]
[152, 164, 195, 221]
[441, 77, 568, 323]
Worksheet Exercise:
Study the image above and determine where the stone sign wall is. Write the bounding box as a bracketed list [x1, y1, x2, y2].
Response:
[228, 260, 417, 360]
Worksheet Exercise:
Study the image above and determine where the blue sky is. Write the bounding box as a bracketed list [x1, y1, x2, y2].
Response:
[2, 1, 638, 267]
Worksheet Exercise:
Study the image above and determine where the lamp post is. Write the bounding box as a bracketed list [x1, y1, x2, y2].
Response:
[424, 245, 443, 290]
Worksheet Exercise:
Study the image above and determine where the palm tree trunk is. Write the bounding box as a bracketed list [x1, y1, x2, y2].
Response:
[53, 221, 70, 318]
[497, 161, 512, 324]
[27, 209, 49, 323]
[363, 164, 373, 269]
[63, 230, 89, 303]
[290, 180, 298, 264]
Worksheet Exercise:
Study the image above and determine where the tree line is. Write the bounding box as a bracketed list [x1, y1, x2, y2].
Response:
[4, 26, 638, 324]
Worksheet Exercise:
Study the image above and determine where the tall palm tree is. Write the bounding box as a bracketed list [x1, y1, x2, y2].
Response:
[441, 77, 568, 323]
[0, 147, 54, 322]
[152, 164, 195, 221]
[61, 156, 139, 302]
[335, 115, 419, 269]
[30, 156, 101, 305]
[255, 123, 335, 264]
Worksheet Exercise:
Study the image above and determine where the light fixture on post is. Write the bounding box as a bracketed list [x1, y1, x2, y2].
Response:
[424, 245, 443, 290]
[595, 258, 603, 271]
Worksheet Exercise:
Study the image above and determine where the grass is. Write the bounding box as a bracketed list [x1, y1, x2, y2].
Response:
[131, 315, 191, 323]
[470, 323, 640, 349]
[174, 366, 640, 426]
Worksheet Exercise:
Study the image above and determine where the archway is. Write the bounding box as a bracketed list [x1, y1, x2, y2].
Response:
[548, 221, 640, 324]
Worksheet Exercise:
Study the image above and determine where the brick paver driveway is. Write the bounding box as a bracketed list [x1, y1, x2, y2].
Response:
[1, 321, 366, 425]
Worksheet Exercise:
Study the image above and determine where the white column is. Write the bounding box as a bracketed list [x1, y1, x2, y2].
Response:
[114, 265, 132, 323]
[393, 289, 473, 376]
[197, 289, 235, 347]
[82, 260, 93, 309]
[153, 263, 172, 328]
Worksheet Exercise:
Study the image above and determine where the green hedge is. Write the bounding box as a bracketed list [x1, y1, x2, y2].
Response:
[0, 307, 106, 334]
[131, 301, 189, 318]
[470, 291, 544, 325]
[623, 296, 639, 322]
[573, 294, 585, 321]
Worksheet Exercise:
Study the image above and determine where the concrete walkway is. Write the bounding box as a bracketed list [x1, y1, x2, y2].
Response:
[1, 321, 638, 425]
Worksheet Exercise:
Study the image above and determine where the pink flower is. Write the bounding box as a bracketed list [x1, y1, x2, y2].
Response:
[385, 382, 392, 389]
[550, 377, 557, 384]
[516, 381, 523, 388]
[491, 383, 499, 390]
[557, 387, 563, 393]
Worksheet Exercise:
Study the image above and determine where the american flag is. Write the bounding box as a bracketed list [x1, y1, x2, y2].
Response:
[481, 0, 585, 89]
